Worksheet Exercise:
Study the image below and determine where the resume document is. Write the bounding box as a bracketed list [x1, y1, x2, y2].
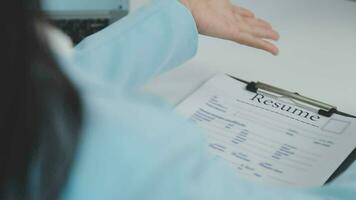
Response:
[176, 74, 356, 186]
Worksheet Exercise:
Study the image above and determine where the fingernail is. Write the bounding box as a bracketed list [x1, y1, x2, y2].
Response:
[272, 49, 279, 56]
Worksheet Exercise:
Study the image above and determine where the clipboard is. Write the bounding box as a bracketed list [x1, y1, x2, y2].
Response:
[227, 74, 356, 184]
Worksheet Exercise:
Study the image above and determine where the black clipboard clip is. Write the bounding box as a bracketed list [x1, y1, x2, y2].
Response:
[228, 75, 355, 118]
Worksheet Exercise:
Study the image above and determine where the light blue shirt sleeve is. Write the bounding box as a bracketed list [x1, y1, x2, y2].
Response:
[70, 0, 198, 91]
[59, 0, 356, 199]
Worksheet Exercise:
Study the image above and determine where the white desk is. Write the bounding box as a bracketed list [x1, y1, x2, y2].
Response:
[141, 0, 356, 115]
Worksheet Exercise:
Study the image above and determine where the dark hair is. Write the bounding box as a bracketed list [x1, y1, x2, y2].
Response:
[0, 0, 82, 199]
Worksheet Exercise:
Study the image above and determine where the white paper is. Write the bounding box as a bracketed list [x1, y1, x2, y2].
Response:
[175, 74, 356, 187]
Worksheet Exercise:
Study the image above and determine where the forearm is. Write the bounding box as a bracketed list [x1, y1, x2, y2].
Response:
[72, 0, 198, 90]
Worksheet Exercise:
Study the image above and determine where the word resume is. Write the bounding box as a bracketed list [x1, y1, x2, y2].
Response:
[176, 74, 356, 186]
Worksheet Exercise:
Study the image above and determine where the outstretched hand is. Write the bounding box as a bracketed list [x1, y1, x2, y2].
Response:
[180, 0, 280, 55]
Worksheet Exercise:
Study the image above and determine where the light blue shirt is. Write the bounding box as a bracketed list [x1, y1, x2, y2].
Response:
[50, 0, 356, 199]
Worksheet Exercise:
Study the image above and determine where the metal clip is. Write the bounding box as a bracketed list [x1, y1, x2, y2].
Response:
[246, 81, 337, 117]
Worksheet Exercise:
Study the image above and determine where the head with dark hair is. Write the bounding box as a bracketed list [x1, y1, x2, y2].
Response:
[0, 0, 82, 199]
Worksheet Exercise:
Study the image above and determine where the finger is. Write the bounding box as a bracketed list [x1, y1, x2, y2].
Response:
[236, 32, 279, 55]
[256, 18, 273, 29]
[234, 6, 255, 18]
[248, 26, 280, 40]
[244, 18, 273, 29]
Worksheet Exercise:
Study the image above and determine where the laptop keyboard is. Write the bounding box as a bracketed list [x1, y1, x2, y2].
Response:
[52, 18, 110, 44]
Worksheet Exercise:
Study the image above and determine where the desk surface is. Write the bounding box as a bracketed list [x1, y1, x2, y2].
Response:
[142, 0, 356, 115]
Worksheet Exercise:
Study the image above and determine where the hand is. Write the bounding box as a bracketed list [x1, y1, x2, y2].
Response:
[180, 0, 280, 55]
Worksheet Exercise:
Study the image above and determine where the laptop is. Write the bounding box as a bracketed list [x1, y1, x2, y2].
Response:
[42, 0, 129, 44]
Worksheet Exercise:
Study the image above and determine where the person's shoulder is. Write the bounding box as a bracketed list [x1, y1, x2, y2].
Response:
[79, 91, 207, 160]
[62, 92, 208, 199]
